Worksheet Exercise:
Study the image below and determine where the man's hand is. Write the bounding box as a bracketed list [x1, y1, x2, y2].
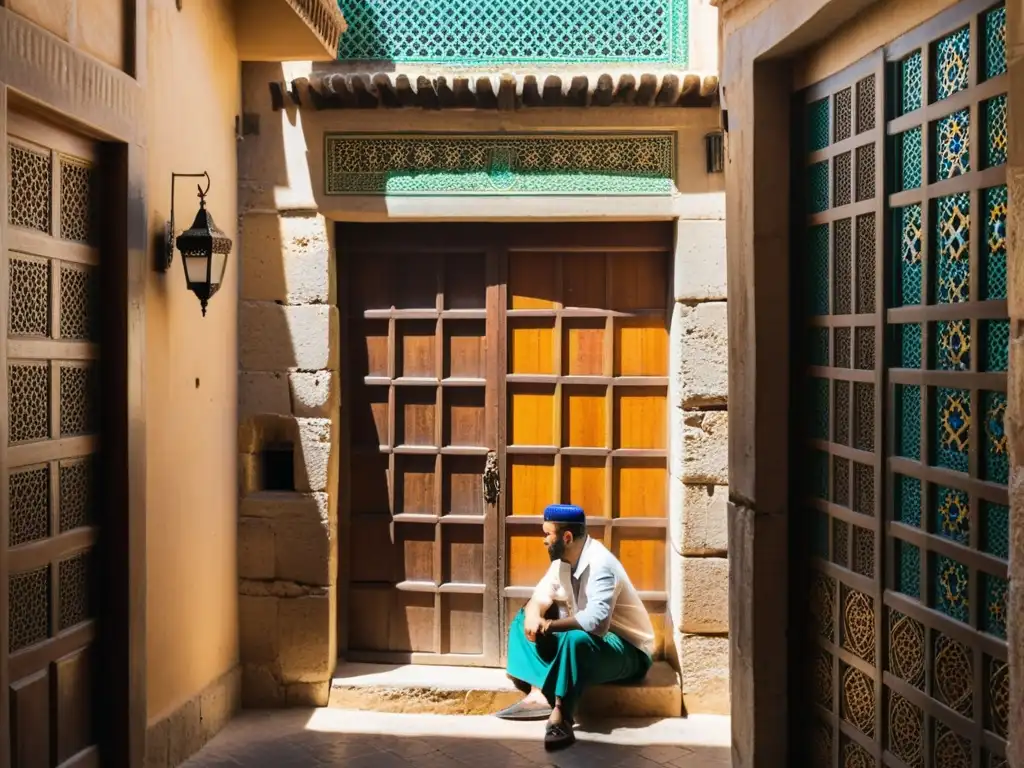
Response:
[524, 615, 542, 642]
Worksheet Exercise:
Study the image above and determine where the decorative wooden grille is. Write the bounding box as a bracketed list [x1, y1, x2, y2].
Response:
[796, 2, 1010, 766]
[4, 116, 102, 765]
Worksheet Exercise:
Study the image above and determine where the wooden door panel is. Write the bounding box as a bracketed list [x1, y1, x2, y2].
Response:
[502, 242, 671, 660]
[444, 322, 486, 379]
[614, 459, 667, 518]
[342, 232, 499, 666]
[442, 457, 484, 516]
[442, 595, 484, 655]
[10, 672, 48, 768]
[509, 319, 556, 375]
[615, 318, 668, 376]
[340, 223, 673, 666]
[5, 115, 103, 766]
[508, 457, 556, 516]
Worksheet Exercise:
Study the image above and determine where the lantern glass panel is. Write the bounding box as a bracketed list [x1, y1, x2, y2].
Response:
[184, 252, 210, 285]
[211, 250, 228, 283]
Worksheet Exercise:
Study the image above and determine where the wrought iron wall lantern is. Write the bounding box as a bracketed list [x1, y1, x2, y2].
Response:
[159, 172, 233, 316]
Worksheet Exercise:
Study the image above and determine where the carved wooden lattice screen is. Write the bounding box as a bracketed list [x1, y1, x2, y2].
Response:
[798, 2, 1010, 766]
[798, 49, 887, 767]
[4, 113, 102, 766]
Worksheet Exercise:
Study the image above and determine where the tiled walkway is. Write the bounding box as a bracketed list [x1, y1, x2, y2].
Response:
[182, 709, 732, 767]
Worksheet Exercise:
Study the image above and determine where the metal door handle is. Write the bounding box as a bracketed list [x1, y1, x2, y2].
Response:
[483, 451, 500, 506]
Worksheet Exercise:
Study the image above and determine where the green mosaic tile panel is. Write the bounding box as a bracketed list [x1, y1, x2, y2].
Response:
[982, 320, 1009, 372]
[933, 485, 970, 544]
[807, 224, 830, 316]
[935, 109, 970, 180]
[936, 319, 970, 371]
[900, 51, 923, 114]
[896, 475, 922, 527]
[808, 98, 830, 153]
[811, 509, 829, 559]
[982, 573, 1008, 638]
[808, 161, 829, 214]
[983, 391, 1008, 485]
[932, 554, 969, 623]
[933, 25, 970, 102]
[897, 205, 923, 306]
[896, 541, 921, 599]
[982, 502, 1010, 560]
[900, 323, 921, 368]
[898, 385, 921, 460]
[935, 193, 970, 304]
[324, 134, 676, 196]
[983, 186, 1008, 300]
[985, 95, 1008, 167]
[335, 0, 689, 65]
[809, 327, 830, 366]
[983, 4, 1008, 80]
[898, 127, 922, 190]
[808, 378, 830, 440]
[811, 449, 829, 500]
[935, 387, 970, 473]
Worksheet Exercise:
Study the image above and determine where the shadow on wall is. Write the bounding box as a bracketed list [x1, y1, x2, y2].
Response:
[238, 62, 333, 498]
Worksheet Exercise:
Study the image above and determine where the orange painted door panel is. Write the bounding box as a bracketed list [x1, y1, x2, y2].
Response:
[501, 231, 672, 662]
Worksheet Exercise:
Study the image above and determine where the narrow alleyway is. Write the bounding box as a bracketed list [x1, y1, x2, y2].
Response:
[181, 709, 731, 767]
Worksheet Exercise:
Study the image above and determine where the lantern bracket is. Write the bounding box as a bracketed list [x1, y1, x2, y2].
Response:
[160, 171, 212, 271]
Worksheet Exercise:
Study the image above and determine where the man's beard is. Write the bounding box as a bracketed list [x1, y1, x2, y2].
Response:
[546, 538, 566, 562]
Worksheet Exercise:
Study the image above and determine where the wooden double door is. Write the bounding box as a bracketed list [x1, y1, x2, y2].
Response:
[340, 222, 672, 667]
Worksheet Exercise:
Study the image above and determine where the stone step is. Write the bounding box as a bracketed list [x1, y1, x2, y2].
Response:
[329, 660, 681, 718]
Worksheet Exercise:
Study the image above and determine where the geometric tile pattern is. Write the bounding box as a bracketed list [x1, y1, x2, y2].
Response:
[325, 133, 678, 195]
[799, 3, 1011, 765]
[336, 0, 690, 66]
[882, 3, 1011, 765]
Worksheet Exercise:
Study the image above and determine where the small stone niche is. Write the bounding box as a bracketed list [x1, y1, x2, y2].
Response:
[260, 442, 295, 491]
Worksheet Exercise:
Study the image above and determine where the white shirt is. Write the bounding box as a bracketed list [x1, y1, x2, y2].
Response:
[531, 537, 656, 656]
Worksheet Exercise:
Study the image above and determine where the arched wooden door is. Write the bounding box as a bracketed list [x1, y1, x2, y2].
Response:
[338, 222, 673, 667]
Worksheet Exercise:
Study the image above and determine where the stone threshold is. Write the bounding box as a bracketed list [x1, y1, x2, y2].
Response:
[329, 660, 681, 718]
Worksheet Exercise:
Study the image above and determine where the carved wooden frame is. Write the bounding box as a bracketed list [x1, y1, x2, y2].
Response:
[0, 2, 147, 765]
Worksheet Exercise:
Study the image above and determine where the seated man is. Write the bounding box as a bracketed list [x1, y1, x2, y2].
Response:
[495, 503, 655, 750]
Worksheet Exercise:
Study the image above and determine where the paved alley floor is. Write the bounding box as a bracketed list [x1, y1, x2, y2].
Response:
[181, 709, 732, 767]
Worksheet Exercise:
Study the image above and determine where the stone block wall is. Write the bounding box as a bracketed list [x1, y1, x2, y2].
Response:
[236, 210, 340, 705]
[235, 71, 341, 704]
[670, 220, 730, 715]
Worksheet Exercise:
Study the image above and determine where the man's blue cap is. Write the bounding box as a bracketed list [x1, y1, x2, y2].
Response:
[543, 503, 585, 523]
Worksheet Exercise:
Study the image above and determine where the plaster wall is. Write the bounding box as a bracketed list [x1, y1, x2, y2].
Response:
[143, 0, 241, 733]
[5, 0, 125, 71]
[235, 59, 730, 714]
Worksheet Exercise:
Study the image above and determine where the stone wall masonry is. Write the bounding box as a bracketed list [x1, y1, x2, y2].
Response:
[670, 235, 730, 715]
[237, 75, 341, 708]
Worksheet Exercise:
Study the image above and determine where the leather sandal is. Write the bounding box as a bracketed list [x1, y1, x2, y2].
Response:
[543, 719, 576, 750]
